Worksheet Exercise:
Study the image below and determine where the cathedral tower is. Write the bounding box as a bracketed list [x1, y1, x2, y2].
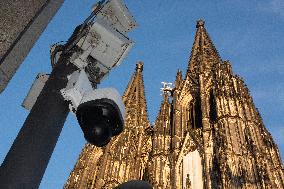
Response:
[64, 62, 152, 189]
[64, 21, 284, 189]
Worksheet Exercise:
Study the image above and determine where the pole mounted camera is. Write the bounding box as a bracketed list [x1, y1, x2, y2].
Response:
[76, 88, 125, 147]
[23, 0, 137, 147]
[60, 0, 137, 146]
[60, 70, 125, 147]
[2, 1, 138, 187]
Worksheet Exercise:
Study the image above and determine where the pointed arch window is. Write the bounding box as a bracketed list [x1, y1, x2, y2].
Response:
[194, 96, 203, 129]
[186, 102, 194, 132]
[188, 97, 202, 129]
[209, 90, 217, 122]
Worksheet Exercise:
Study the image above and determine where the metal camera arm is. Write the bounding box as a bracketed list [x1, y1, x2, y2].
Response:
[63, 0, 109, 54]
[51, 0, 109, 67]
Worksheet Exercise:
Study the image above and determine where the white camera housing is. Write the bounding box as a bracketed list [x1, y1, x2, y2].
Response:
[76, 88, 125, 146]
[60, 70, 93, 112]
[60, 70, 125, 146]
[70, 18, 134, 82]
[60, 70, 124, 115]
[80, 88, 125, 118]
[96, 0, 138, 34]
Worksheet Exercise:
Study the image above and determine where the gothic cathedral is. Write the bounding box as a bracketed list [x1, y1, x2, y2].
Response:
[64, 20, 284, 189]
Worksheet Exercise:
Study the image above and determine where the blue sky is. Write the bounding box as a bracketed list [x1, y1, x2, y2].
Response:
[0, 0, 283, 188]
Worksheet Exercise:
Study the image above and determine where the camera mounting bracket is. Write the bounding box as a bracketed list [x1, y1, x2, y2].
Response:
[60, 69, 93, 113]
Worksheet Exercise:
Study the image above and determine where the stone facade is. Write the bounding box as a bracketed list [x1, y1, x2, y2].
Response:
[64, 21, 284, 189]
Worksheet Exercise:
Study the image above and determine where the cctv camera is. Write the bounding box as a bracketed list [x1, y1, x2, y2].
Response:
[76, 88, 125, 147]
[60, 70, 125, 147]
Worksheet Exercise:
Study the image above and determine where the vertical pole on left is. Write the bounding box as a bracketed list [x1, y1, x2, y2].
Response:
[0, 55, 77, 189]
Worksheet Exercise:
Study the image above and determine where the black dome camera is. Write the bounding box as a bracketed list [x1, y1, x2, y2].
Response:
[60, 71, 125, 147]
[76, 98, 124, 146]
[74, 88, 125, 147]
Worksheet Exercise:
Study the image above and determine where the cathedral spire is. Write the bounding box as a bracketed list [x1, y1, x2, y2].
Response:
[175, 69, 183, 89]
[154, 93, 170, 132]
[186, 19, 222, 78]
[123, 61, 144, 98]
[123, 61, 149, 128]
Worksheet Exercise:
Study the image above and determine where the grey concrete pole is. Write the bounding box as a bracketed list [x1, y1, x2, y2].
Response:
[0, 54, 77, 189]
[0, 0, 65, 93]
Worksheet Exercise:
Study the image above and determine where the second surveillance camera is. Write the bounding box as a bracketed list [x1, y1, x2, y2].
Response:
[76, 88, 125, 147]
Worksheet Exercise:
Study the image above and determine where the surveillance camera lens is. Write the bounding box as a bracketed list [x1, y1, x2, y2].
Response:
[93, 123, 105, 135]
[85, 120, 112, 147]
[92, 122, 110, 138]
